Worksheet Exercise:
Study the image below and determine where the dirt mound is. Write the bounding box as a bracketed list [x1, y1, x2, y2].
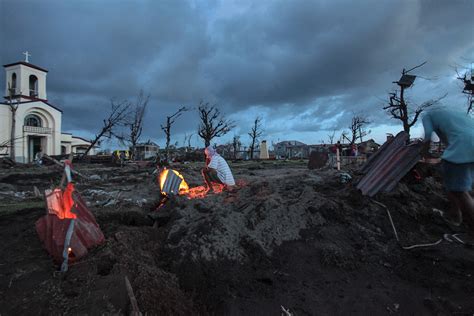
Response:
[157, 165, 474, 314]
[1, 162, 474, 315]
[165, 171, 328, 261]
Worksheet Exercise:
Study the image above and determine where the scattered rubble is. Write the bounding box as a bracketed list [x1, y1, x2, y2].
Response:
[89, 174, 101, 181]
[0, 161, 473, 315]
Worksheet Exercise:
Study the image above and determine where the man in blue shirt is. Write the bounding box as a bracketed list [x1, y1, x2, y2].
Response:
[422, 108, 474, 233]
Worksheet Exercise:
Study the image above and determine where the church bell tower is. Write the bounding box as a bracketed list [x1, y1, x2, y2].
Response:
[3, 52, 48, 101]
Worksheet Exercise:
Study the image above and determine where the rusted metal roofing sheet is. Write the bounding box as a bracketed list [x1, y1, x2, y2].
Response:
[36, 193, 105, 263]
[357, 131, 422, 197]
[361, 132, 407, 173]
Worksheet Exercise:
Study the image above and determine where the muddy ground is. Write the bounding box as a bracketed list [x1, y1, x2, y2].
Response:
[0, 160, 473, 315]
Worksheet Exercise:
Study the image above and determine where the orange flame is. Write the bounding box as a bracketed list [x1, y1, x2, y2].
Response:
[45, 183, 77, 219]
[185, 186, 209, 199]
[158, 168, 225, 199]
[182, 183, 225, 199]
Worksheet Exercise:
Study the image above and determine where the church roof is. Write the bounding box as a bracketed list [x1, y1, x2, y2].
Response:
[0, 99, 62, 113]
[3, 61, 48, 73]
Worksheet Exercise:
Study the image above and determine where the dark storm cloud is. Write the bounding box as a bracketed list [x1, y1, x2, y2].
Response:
[204, 0, 473, 108]
[0, 0, 472, 146]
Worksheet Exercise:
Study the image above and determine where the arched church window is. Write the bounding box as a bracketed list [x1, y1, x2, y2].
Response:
[29, 75, 38, 97]
[24, 114, 42, 127]
[10, 73, 17, 93]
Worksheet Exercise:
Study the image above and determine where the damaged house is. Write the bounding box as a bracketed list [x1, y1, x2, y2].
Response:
[274, 140, 308, 159]
[132, 141, 159, 160]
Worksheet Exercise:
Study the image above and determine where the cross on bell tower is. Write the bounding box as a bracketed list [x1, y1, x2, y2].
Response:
[23, 51, 31, 63]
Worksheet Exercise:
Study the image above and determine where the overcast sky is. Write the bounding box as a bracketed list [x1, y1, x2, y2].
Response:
[1, 0, 473, 149]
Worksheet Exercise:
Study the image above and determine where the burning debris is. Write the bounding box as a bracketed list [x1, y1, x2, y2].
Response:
[159, 168, 189, 196]
[157, 167, 226, 203]
[35, 161, 104, 271]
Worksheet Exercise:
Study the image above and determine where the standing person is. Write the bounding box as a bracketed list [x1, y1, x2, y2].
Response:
[119, 151, 125, 167]
[329, 142, 338, 168]
[422, 108, 474, 232]
[201, 146, 235, 191]
[351, 144, 358, 157]
[35, 147, 43, 166]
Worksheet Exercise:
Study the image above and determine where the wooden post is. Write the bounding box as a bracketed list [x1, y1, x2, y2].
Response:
[336, 148, 341, 171]
[125, 276, 142, 316]
[7, 83, 19, 161]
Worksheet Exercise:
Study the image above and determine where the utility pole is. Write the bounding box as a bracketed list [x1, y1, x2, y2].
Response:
[7, 83, 19, 160]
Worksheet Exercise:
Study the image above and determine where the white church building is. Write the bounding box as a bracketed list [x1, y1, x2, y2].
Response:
[0, 55, 95, 162]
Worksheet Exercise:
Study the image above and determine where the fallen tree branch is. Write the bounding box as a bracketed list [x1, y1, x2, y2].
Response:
[41, 154, 89, 180]
[372, 200, 443, 250]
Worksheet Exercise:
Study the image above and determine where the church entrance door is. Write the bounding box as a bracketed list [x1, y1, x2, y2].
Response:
[28, 136, 43, 162]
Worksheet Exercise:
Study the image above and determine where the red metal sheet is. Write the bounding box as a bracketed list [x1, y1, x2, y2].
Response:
[357, 131, 423, 197]
[36, 193, 104, 263]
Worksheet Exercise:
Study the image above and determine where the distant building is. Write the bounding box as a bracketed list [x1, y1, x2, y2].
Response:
[358, 139, 380, 154]
[132, 141, 159, 160]
[274, 140, 308, 159]
[308, 144, 329, 154]
[60, 133, 97, 155]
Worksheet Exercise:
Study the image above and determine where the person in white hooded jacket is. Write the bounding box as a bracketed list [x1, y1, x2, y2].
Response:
[202, 145, 235, 190]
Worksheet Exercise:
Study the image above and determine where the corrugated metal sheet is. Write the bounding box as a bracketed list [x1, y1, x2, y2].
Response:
[36, 193, 105, 263]
[361, 132, 407, 173]
[162, 170, 183, 195]
[357, 131, 422, 197]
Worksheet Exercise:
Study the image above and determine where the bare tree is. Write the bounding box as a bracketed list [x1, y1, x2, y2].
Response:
[81, 99, 130, 158]
[248, 116, 263, 160]
[383, 62, 446, 138]
[348, 114, 371, 145]
[6, 83, 20, 160]
[232, 135, 241, 160]
[183, 133, 193, 151]
[127, 91, 149, 158]
[117, 91, 149, 159]
[188, 134, 193, 148]
[197, 102, 235, 147]
[161, 106, 188, 162]
[455, 66, 474, 114]
[327, 130, 336, 144]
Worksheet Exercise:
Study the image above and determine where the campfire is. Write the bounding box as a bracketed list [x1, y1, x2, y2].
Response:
[158, 168, 225, 201]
